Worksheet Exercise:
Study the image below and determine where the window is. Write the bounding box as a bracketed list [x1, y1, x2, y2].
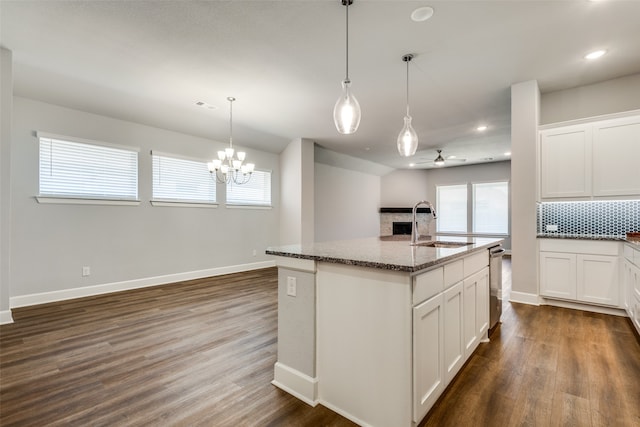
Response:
[226, 170, 272, 206]
[436, 184, 467, 233]
[152, 152, 216, 204]
[473, 181, 509, 234]
[38, 133, 138, 201]
[436, 181, 510, 235]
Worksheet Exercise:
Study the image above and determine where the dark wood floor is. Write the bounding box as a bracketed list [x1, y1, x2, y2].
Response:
[1, 260, 639, 426]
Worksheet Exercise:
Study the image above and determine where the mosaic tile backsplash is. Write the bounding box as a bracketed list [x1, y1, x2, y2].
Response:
[537, 200, 640, 237]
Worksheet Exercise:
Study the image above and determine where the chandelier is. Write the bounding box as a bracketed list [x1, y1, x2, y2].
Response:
[208, 97, 255, 185]
[397, 53, 418, 157]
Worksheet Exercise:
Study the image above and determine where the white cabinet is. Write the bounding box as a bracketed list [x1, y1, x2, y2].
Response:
[443, 281, 464, 385]
[592, 116, 640, 197]
[413, 293, 444, 422]
[540, 252, 577, 299]
[463, 268, 489, 359]
[539, 239, 620, 307]
[624, 244, 640, 335]
[539, 114, 640, 200]
[539, 125, 591, 198]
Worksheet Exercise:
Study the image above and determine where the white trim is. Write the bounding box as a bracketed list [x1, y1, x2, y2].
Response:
[540, 298, 627, 317]
[273, 256, 316, 273]
[36, 196, 140, 206]
[150, 150, 212, 163]
[0, 310, 13, 325]
[9, 260, 275, 309]
[272, 362, 318, 406]
[509, 291, 542, 306]
[36, 131, 141, 152]
[225, 204, 272, 210]
[150, 200, 218, 208]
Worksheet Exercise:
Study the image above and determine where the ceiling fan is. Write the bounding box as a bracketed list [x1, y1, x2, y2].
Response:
[415, 149, 467, 167]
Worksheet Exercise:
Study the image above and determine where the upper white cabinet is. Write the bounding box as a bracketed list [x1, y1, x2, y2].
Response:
[592, 116, 640, 197]
[540, 125, 592, 198]
[539, 113, 640, 200]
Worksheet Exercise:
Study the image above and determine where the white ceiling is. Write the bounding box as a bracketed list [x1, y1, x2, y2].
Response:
[2, 0, 640, 170]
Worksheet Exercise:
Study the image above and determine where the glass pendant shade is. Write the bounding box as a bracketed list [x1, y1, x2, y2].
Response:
[397, 114, 419, 157]
[334, 79, 361, 134]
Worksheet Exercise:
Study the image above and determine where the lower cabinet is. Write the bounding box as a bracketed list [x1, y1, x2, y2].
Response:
[539, 239, 620, 307]
[443, 281, 464, 385]
[412, 293, 444, 422]
[463, 268, 489, 359]
[624, 245, 640, 335]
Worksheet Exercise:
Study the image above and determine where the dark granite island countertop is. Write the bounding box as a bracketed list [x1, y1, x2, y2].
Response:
[266, 236, 504, 273]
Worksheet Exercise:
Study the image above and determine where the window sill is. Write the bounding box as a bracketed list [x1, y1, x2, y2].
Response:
[36, 196, 141, 206]
[226, 204, 273, 210]
[150, 200, 219, 208]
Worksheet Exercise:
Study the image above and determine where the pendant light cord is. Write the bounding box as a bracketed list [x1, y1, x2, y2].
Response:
[345, 1, 350, 81]
[406, 59, 410, 116]
[228, 97, 234, 148]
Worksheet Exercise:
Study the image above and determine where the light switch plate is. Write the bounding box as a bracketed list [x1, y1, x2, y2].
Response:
[286, 276, 297, 297]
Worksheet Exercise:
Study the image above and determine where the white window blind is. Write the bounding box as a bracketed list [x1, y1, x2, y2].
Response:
[436, 184, 468, 233]
[226, 170, 272, 206]
[152, 152, 216, 203]
[473, 181, 509, 234]
[39, 134, 138, 200]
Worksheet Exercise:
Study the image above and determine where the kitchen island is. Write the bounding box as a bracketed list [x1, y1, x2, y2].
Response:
[266, 236, 503, 427]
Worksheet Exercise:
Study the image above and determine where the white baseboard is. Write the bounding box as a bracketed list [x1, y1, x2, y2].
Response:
[509, 291, 541, 306]
[10, 260, 275, 309]
[0, 309, 13, 325]
[317, 399, 374, 427]
[272, 362, 318, 406]
[540, 298, 627, 317]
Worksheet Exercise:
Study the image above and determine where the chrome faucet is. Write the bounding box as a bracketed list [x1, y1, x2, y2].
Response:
[411, 200, 437, 245]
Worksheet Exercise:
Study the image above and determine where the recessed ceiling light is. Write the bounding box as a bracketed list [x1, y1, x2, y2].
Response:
[195, 101, 218, 110]
[476, 125, 488, 131]
[411, 6, 434, 22]
[409, 163, 415, 167]
[447, 155, 456, 159]
[585, 50, 607, 60]
[504, 151, 511, 156]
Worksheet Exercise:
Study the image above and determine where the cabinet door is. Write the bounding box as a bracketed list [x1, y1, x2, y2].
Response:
[623, 260, 632, 312]
[475, 268, 489, 341]
[413, 293, 444, 422]
[443, 281, 464, 385]
[540, 125, 592, 198]
[463, 273, 479, 358]
[540, 252, 577, 300]
[592, 116, 640, 196]
[577, 254, 619, 306]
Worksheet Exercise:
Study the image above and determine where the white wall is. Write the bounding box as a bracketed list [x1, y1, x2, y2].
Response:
[510, 80, 540, 301]
[314, 163, 380, 242]
[541, 73, 640, 125]
[10, 97, 280, 304]
[279, 138, 314, 245]
[0, 48, 13, 323]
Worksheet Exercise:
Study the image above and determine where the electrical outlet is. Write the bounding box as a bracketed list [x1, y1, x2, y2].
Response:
[286, 276, 297, 297]
[82, 266, 91, 277]
[546, 224, 558, 232]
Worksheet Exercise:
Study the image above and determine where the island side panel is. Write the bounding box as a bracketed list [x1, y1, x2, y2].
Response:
[316, 262, 413, 427]
[272, 258, 318, 405]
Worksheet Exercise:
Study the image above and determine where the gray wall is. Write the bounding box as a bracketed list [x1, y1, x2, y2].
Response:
[1, 48, 12, 322]
[10, 97, 280, 301]
[541, 73, 640, 124]
[314, 162, 380, 242]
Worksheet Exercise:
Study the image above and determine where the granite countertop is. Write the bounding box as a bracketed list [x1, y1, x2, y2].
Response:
[265, 236, 504, 273]
[537, 234, 640, 246]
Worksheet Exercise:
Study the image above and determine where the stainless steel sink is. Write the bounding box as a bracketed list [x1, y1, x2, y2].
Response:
[415, 241, 473, 248]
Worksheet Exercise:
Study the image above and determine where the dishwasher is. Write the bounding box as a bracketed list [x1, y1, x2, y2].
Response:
[489, 244, 505, 333]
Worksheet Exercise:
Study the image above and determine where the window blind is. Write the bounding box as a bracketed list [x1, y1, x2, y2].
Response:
[226, 170, 272, 206]
[436, 184, 468, 233]
[152, 152, 216, 203]
[39, 135, 138, 200]
[473, 181, 509, 234]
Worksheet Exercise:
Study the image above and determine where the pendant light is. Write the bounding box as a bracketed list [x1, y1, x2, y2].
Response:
[397, 53, 419, 157]
[333, 0, 361, 135]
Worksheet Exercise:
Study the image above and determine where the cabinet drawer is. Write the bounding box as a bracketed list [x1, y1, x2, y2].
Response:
[464, 251, 488, 277]
[539, 239, 620, 256]
[414, 267, 444, 305]
[444, 260, 463, 288]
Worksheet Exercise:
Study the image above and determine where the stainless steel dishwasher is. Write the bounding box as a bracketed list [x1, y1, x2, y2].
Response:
[489, 244, 505, 333]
